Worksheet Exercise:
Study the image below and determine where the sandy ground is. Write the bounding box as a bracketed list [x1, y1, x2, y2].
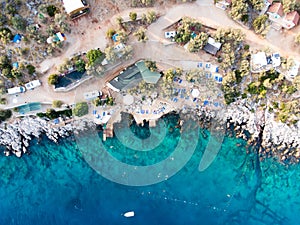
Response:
[5, 0, 300, 109]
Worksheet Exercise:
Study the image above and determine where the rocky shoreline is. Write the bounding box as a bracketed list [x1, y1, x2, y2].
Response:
[191, 100, 300, 164]
[1, 101, 300, 163]
[0, 117, 96, 158]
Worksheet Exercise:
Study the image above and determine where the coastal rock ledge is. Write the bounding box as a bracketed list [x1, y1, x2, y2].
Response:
[0, 117, 95, 158]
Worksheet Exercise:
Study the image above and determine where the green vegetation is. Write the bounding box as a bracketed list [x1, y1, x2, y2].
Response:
[141, 11, 157, 25]
[187, 32, 209, 52]
[0, 109, 12, 122]
[0, 27, 13, 44]
[106, 28, 116, 38]
[282, 0, 296, 13]
[37, 108, 72, 119]
[0, 98, 7, 105]
[145, 60, 157, 72]
[129, 12, 137, 21]
[131, 0, 153, 7]
[252, 15, 269, 36]
[52, 100, 63, 108]
[175, 17, 202, 44]
[26, 64, 36, 75]
[230, 0, 248, 22]
[86, 49, 104, 66]
[11, 15, 26, 31]
[72, 102, 89, 117]
[104, 46, 118, 62]
[134, 27, 148, 42]
[48, 74, 59, 85]
[46, 5, 58, 17]
[75, 59, 86, 73]
[295, 33, 300, 44]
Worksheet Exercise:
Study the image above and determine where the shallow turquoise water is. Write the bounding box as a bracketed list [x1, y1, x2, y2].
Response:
[0, 114, 300, 225]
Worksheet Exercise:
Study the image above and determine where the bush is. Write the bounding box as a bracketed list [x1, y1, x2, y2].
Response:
[75, 59, 86, 73]
[52, 100, 63, 108]
[11, 15, 26, 31]
[48, 74, 59, 85]
[26, 64, 36, 75]
[129, 12, 137, 21]
[86, 49, 104, 66]
[0, 109, 12, 122]
[72, 102, 89, 117]
[46, 5, 57, 17]
[106, 28, 116, 38]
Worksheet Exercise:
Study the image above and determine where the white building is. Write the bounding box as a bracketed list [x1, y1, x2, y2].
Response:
[251, 52, 267, 71]
[84, 90, 101, 100]
[62, 0, 90, 19]
[25, 80, 41, 90]
[7, 86, 26, 95]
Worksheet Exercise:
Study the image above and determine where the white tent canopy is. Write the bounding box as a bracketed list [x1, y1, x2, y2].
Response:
[191, 89, 200, 98]
[63, 0, 85, 14]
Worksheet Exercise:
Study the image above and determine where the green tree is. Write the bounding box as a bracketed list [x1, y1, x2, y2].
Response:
[75, 59, 86, 72]
[129, 12, 137, 21]
[104, 46, 118, 62]
[86, 49, 103, 66]
[295, 33, 300, 44]
[230, 0, 248, 21]
[11, 15, 26, 31]
[106, 28, 116, 38]
[282, 0, 296, 13]
[46, 5, 58, 17]
[252, 15, 268, 35]
[187, 32, 209, 52]
[146, 11, 157, 24]
[134, 27, 148, 42]
[249, 0, 264, 10]
[52, 100, 63, 108]
[0, 109, 12, 122]
[48, 74, 59, 85]
[72, 102, 89, 117]
[145, 60, 157, 72]
[11, 68, 22, 79]
[0, 27, 13, 44]
[26, 64, 36, 75]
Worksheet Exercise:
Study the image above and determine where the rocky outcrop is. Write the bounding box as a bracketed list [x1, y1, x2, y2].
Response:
[0, 117, 95, 158]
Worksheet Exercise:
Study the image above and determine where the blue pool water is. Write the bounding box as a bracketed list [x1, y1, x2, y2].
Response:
[0, 114, 300, 225]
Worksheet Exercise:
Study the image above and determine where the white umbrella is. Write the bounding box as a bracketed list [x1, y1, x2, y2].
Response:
[191, 89, 200, 98]
[123, 94, 134, 105]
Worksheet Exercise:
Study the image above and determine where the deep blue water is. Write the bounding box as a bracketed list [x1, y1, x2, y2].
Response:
[0, 115, 300, 225]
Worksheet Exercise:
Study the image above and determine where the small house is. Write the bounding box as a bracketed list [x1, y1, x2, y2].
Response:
[62, 0, 90, 19]
[251, 52, 267, 71]
[283, 11, 300, 29]
[84, 90, 101, 100]
[203, 37, 222, 55]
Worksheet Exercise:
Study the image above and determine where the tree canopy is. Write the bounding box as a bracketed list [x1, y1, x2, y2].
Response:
[72, 102, 89, 117]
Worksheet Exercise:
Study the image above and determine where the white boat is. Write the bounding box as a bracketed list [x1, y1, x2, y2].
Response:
[123, 211, 135, 218]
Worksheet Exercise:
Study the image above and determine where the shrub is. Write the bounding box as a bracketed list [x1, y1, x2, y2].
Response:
[0, 109, 12, 121]
[11, 16, 26, 31]
[75, 59, 86, 72]
[72, 102, 89, 117]
[129, 12, 137, 21]
[52, 100, 63, 108]
[106, 28, 116, 38]
[26, 64, 36, 75]
[86, 49, 104, 66]
[46, 5, 57, 17]
[48, 74, 59, 85]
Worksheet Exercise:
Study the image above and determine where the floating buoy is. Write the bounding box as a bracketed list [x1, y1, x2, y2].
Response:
[123, 211, 135, 218]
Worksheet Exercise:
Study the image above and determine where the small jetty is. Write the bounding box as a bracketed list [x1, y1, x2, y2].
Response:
[103, 123, 114, 141]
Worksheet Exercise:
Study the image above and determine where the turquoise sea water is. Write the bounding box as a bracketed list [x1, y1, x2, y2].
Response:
[0, 114, 300, 225]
